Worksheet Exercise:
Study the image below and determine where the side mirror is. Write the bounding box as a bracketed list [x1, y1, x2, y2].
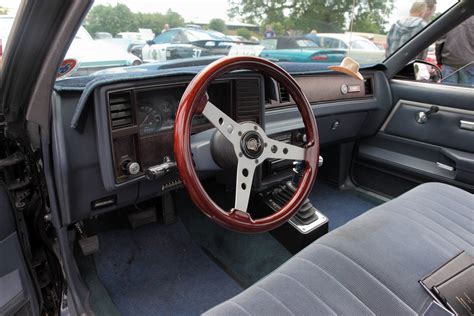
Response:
[396, 60, 442, 83]
[146, 40, 154, 46]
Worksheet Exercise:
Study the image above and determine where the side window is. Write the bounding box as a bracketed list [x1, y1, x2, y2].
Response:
[261, 39, 277, 50]
[436, 16, 474, 87]
[336, 40, 347, 49]
[154, 30, 178, 44]
[410, 16, 473, 88]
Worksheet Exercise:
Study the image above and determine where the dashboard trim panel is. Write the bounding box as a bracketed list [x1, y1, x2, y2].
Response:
[94, 74, 265, 191]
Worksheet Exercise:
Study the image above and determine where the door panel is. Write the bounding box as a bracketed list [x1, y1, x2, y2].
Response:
[0, 185, 39, 315]
[382, 100, 474, 152]
[353, 80, 474, 196]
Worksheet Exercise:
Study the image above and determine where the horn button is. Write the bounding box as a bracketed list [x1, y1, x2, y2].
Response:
[240, 131, 264, 159]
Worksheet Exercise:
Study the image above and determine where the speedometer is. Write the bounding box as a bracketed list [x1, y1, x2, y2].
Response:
[138, 103, 163, 135]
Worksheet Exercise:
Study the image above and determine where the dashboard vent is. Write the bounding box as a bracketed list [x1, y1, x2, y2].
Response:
[109, 92, 133, 129]
[279, 84, 290, 103]
[364, 77, 373, 96]
[235, 79, 261, 123]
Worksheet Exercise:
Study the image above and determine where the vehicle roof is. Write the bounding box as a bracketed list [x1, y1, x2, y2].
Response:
[262, 36, 313, 40]
[314, 33, 369, 42]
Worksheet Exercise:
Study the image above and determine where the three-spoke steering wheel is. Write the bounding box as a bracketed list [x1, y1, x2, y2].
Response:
[174, 56, 319, 233]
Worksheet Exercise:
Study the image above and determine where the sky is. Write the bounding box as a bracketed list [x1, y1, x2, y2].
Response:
[0, 0, 459, 26]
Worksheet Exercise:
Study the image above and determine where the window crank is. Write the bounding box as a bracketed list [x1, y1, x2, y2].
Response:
[416, 105, 439, 124]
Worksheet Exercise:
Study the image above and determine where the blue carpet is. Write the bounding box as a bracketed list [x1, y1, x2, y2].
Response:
[310, 182, 379, 230]
[94, 221, 242, 315]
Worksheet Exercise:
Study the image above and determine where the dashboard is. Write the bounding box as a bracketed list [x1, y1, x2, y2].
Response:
[52, 69, 392, 225]
[103, 75, 263, 184]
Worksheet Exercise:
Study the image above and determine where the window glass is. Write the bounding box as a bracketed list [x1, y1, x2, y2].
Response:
[261, 39, 277, 50]
[0, 0, 458, 77]
[295, 39, 318, 48]
[408, 15, 473, 88]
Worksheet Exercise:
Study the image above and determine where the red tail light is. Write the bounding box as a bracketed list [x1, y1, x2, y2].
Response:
[312, 55, 328, 61]
[0, 39, 3, 57]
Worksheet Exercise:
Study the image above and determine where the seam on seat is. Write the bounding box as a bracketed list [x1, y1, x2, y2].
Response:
[273, 272, 337, 315]
[228, 300, 252, 315]
[416, 185, 474, 214]
[395, 202, 473, 245]
[378, 208, 465, 252]
[313, 243, 417, 314]
[295, 257, 376, 315]
[411, 194, 473, 224]
[254, 286, 295, 315]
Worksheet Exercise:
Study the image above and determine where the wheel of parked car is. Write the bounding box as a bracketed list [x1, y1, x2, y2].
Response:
[174, 56, 320, 233]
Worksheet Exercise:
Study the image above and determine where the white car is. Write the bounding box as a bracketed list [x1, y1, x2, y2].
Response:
[141, 28, 236, 63]
[0, 16, 141, 77]
[306, 33, 385, 65]
[63, 27, 142, 76]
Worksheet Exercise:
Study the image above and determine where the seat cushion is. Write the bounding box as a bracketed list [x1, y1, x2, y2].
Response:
[205, 183, 474, 315]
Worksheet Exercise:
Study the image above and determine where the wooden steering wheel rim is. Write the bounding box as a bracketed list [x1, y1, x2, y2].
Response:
[174, 56, 320, 233]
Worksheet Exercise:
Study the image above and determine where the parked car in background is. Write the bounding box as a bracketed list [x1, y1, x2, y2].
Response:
[1, 16, 141, 77]
[306, 33, 385, 65]
[140, 27, 245, 63]
[259, 37, 345, 63]
[65, 26, 142, 76]
[228, 35, 247, 42]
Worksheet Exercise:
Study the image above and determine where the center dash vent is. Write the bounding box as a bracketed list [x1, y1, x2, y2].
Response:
[279, 84, 290, 103]
[109, 92, 133, 129]
[235, 79, 261, 123]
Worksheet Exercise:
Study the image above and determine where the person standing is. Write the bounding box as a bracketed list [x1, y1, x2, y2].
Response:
[436, 16, 474, 86]
[423, 0, 437, 22]
[263, 25, 276, 38]
[386, 2, 427, 57]
[161, 24, 170, 34]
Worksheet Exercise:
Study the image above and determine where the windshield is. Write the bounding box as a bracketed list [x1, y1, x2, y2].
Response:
[2, 0, 458, 78]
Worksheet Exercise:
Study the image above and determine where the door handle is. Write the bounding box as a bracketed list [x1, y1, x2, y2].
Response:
[459, 120, 474, 131]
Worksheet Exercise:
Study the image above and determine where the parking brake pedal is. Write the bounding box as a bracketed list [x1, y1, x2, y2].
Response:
[75, 222, 99, 256]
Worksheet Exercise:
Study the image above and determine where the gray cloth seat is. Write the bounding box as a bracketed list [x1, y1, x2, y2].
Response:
[205, 183, 474, 315]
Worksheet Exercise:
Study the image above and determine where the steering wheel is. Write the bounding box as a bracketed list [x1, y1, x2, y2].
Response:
[174, 56, 319, 233]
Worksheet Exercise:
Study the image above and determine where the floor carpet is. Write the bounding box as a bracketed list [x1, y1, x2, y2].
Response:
[94, 220, 242, 316]
[310, 182, 381, 230]
[175, 189, 292, 287]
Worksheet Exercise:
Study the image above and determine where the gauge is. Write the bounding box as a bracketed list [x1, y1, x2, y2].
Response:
[159, 99, 176, 129]
[138, 103, 163, 135]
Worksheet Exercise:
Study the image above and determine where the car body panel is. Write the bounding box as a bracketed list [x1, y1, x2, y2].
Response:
[259, 37, 345, 63]
[306, 33, 386, 65]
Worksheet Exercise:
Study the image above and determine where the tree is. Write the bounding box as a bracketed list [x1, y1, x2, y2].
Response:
[164, 9, 185, 28]
[228, 0, 395, 34]
[85, 4, 136, 36]
[208, 18, 227, 33]
[236, 27, 252, 39]
[85, 5, 185, 37]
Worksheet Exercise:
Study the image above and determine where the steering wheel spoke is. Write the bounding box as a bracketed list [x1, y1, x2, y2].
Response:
[263, 137, 306, 161]
[202, 101, 240, 144]
[234, 160, 257, 213]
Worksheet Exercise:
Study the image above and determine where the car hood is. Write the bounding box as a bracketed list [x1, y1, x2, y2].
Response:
[66, 39, 135, 63]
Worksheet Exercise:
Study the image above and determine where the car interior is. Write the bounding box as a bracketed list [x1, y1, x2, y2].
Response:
[0, 0, 473, 315]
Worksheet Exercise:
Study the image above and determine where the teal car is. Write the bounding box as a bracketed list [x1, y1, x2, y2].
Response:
[259, 37, 345, 63]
